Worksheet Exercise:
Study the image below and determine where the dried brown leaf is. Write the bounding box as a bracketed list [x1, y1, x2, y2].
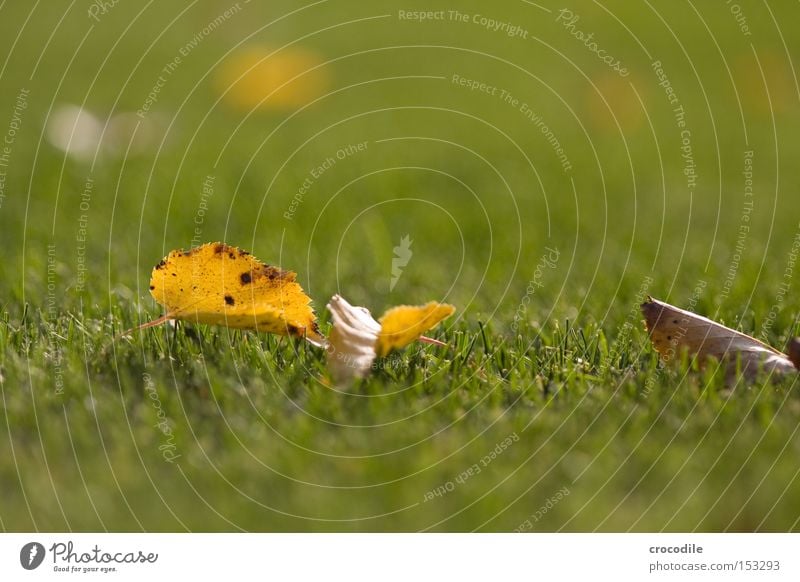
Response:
[641, 296, 797, 380]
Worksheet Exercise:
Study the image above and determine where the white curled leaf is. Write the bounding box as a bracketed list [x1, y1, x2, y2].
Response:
[326, 295, 380, 385]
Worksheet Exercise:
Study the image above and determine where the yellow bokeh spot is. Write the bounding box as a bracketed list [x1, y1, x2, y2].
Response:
[215, 45, 329, 111]
[586, 72, 644, 134]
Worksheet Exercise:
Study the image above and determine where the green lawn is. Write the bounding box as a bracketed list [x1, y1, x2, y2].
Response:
[1, 0, 800, 531]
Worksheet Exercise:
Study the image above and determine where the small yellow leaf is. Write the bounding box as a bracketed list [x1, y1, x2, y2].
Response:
[147, 242, 324, 345]
[376, 302, 456, 358]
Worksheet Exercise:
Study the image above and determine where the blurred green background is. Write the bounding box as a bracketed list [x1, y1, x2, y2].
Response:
[1, 0, 799, 531]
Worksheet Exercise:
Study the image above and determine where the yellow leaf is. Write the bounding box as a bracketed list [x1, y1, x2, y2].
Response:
[146, 242, 324, 345]
[376, 302, 456, 358]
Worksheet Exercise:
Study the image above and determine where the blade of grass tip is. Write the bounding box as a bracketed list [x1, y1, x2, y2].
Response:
[494, 340, 509, 377]
[67, 312, 89, 338]
[578, 328, 589, 357]
[169, 319, 179, 354]
[478, 320, 492, 355]
[460, 334, 478, 364]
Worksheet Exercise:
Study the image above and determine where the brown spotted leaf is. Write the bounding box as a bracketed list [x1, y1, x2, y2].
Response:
[135, 242, 325, 345]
